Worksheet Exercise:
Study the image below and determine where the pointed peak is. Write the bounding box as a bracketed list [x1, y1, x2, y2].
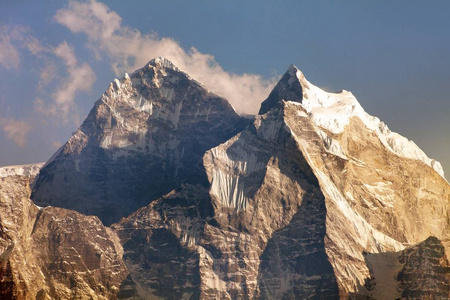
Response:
[258, 64, 308, 115]
[286, 64, 307, 82]
[147, 56, 178, 71]
[287, 64, 299, 73]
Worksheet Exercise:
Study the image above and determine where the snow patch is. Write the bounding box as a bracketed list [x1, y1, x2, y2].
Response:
[210, 168, 248, 210]
[363, 182, 395, 208]
[100, 134, 113, 149]
[0, 163, 44, 178]
[160, 87, 175, 102]
[315, 169, 403, 252]
[74, 159, 80, 172]
[316, 128, 348, 159]
[287, 75, 445, 179]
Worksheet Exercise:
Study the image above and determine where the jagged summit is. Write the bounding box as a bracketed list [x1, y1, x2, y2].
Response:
[3, 58, 449, 299]
[259, 64, 445, 178]
[147, 56, 178, 71]
[258, 64, 308, 115]
[31, 57, 247, 225]
[126, 57, 182, 85]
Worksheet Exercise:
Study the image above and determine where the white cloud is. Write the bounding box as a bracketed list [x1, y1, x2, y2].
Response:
[55, 0, 277, 114]
[0, 25, 49, 70]
[54, 41, 78, 68]
[0, 25, 96, 123]
[0, 118, 31, 147]
[50, 41, 96, 121]
[38, 60, 58, 88]
[0, 27, 21, 69]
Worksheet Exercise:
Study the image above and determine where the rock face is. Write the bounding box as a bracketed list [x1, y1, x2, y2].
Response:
[4, 59, 448, 299]
[112, 63, 449, 299]
[364, 236, 450, 299]
[0, 171, 128, 299]
[31, 57, 247, 225]
[397, 237, 450, 299]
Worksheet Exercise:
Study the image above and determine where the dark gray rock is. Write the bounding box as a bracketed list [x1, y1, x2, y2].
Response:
[31, 57, 248, 225]
[20, 59, 449, 299]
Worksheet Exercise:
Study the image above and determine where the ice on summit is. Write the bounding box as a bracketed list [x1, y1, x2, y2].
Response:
[260, 65, 445, 178]
[0, 163, 44, 178]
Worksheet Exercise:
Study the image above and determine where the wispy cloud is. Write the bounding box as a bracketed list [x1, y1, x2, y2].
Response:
[52, 141, 63, 148]
[55, 0, 277, 114]
[38, 60, 58, 88]
[50, 41, 96, 121]
[0, 27, 21, 70]
[0, 25, 96, 124]
[0, 118, 31, 147]
[0, 25, 49, 70]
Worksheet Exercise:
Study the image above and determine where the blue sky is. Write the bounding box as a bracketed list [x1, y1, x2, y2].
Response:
[0, 0, 449, 176]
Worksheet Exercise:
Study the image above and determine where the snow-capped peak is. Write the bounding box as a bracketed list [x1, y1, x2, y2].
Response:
[286, 64, 304, 79]
[261, 64, 446, 179]
[258, 65, 306, 114]
[0, 163, 44, 178]
[147, 56, 178, 71]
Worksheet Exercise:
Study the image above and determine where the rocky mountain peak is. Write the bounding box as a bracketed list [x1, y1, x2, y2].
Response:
[132, 56, 181, 84]
[31, 58, 248, 225]
[258, 64, 308, 115]
[2, 58, 449, 299]
[147, 56, 178, 71]
[259, 63, 446, 178]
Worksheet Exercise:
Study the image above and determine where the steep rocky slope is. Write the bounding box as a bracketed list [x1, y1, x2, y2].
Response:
[31, 57, 247, 225]
[364, 236, 450, 299]
[113, 63, 449, 299]
[0, 169, 128, 299]
[17, 59, 450, 299]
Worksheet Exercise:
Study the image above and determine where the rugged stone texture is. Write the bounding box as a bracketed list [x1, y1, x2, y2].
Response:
[281, 104, 449, 297]
[397, 236, 450, 299]
[111, 63, 448, 299]
[113, 104, 340, 299]
[18, 59, 450, 299]
[363, 236, 450, 299]
[0, 163, 44, 178]
[114, 185, 209, 299]
[31, 57, 247, 225]
[258, 64, 306, 115]
[0, 173, 128, 299]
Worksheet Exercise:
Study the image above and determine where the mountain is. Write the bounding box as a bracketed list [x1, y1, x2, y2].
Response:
[0, 168, 128, 299]
[31, 57, 248, 226]
[112, 64, 449, 299]
[1, 58, 448, 299]
[0, 163, 44, 178]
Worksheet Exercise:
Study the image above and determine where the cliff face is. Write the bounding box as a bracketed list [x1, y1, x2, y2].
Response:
[113, 105, 449, 299]
[3, 59, 448, 299]
[31, 57, 247, 226]
[112, 63, 449, 299]
[0, 173, 128, 299]
[364, 236, 450, 299]
[114, 104, 340, 299]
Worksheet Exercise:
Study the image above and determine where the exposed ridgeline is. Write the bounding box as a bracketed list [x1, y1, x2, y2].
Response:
[114, 62, 449, 298]
[24, 59, 449, 298]
[31, 57, 248, 226]
[0, 168, 128, 299]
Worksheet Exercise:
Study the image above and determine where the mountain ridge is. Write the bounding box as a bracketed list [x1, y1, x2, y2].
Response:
[31, 57, 248, 225]
[0, 58, 448, 299]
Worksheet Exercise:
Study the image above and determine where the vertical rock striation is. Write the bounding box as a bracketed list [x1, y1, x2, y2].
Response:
[0, 171, 128, 299]
[19, 59, 450, 298]
[31, 57, 247, 225]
